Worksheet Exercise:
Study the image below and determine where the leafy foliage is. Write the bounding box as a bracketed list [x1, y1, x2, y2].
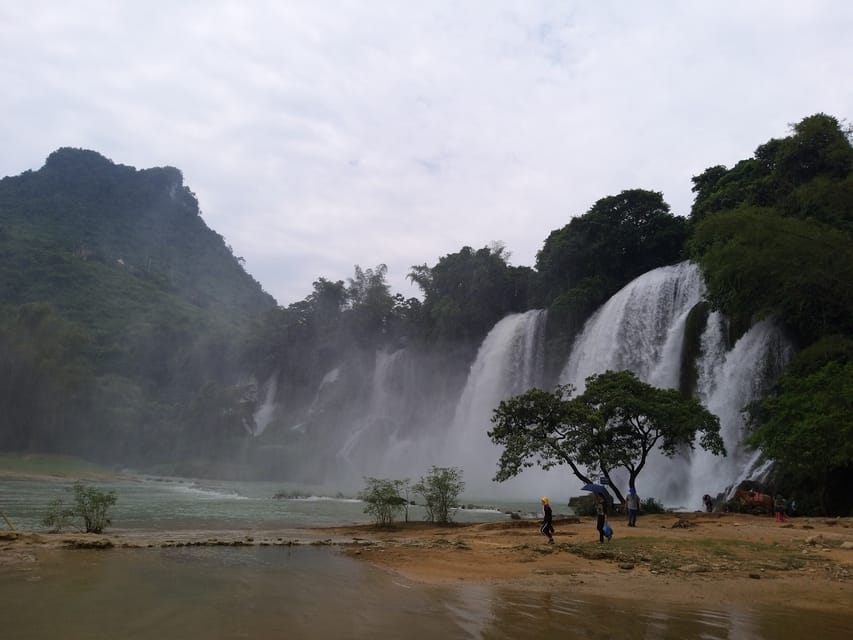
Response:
[42, 482, 117, 533]
[0, 149, 275, 467]
[690, 207, 853, 343]
[358, 477, 408, 527]
[489, 371, 724, 504]
[747, 337, 853, 514]
[409, 244, 532, 342]
[535, 189, 688, 334]
[689, 114, 853, 513]
[412, 466, 464, 524]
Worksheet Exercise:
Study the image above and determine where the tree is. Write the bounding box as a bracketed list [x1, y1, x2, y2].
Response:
[747, 336, 853, 515]
[345, 264, 396, 344]
[42, 482, 117, 533]
[535, 189, 688, 333]
[408, 244, 530, 342]
[690, 207, 853, 344]
[489, 371, 725, 504]
[413, 466, 464, 524]
[358, 477, 408, 527]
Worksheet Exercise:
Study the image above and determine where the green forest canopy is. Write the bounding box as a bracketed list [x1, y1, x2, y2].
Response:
[0, 114, 850, 512]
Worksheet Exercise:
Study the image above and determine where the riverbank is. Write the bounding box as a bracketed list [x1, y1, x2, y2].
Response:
[2, 511, 851, 614]
[324, 512, 853, 613]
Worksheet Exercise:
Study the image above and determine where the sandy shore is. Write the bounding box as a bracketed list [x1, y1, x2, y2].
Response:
[3, 511, 851, 614]
[325, 512, 853, 612]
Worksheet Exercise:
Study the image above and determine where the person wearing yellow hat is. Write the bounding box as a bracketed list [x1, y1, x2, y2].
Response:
[540, 496, 554, 544]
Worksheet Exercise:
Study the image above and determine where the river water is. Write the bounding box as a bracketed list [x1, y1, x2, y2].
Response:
[2, 476, 851, 639]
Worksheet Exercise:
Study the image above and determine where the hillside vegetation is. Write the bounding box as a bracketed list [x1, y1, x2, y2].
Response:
[1, 115, 851, 513]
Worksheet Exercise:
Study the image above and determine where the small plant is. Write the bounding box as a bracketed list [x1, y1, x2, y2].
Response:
[640, 496, 666, 514]
[358, 477, 407, 527]
[413, 466, 464, 524]
[42, 497, 75, 532]
[42, 482, 117, 533]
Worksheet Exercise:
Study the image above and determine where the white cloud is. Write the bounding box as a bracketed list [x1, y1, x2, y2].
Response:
[2, 1, 852, 304]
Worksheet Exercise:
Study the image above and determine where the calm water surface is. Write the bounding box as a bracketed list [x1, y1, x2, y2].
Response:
[2, 476, 852, 639]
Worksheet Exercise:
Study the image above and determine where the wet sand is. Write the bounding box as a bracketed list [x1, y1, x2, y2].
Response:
[322, 512, 853, 613]
[3, 511, 851, 614]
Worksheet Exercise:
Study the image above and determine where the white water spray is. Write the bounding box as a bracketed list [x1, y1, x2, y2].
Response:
[442, 309, 568, 499]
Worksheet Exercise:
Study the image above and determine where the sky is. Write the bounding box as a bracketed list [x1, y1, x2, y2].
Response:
[2, 1, 852, 306]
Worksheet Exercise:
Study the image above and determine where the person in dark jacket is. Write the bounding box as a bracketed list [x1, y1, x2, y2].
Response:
[594, 492, 609, 542]
[540, 496, 554, 544]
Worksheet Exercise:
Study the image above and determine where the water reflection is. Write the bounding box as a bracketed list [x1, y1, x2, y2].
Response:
[2, 547, 851, 640]
[452, 585, 852, 639]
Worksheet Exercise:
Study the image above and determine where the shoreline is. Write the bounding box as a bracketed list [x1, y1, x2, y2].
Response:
[3, 512, 851, 613]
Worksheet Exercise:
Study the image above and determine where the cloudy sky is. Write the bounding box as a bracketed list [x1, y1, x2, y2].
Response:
[2, 1, 851, 305]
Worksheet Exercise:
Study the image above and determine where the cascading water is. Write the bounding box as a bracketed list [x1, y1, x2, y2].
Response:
[688, 314, 794, 503]
[335, 348, 445, 479]
[264, 261, 792, 507]
[558, 261, 792, 508]
[560, 261, 706, 391]
[252, 375, 279, 436]
[441, 309, 565, 499]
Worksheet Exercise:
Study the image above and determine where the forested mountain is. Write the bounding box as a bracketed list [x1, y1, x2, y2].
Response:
[1, 115, 850, 513]
[0, 148, 275, 466]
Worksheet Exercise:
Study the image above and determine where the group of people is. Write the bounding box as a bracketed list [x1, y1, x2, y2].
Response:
[540, 486, 642, 544]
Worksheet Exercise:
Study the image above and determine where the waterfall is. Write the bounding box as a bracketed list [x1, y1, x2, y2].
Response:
[688, 314, 794, 503]
[251, 374, 279, 436]
[442, 309, 564, 499]
[264, 261, 792, 506]
[560, 261, 705, 391]
[558, 261, 793, 508]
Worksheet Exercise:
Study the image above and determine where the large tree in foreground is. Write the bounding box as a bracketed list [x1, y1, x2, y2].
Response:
[489, 370, 725, 504]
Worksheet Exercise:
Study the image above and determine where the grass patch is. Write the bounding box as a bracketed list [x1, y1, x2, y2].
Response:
[0, 453, 115, 478]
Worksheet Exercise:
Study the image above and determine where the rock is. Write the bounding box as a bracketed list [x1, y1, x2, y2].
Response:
[839, 541, 853, 550]
[805, 534, 824, 545]
[619, 563, 635, 570]
[677, 563, 704, 573]
[749, 573, 761, 580]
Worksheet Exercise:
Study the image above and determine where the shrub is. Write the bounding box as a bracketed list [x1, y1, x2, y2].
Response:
[413, 466, 464, 524]
[640, 497, 666, 514]
[42, 482, 117, 533]
[358, 477, 407, 527]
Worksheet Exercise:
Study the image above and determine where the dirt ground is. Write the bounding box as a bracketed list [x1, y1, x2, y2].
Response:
[323, 512, 853, 612]
[3, 508, 851, 614]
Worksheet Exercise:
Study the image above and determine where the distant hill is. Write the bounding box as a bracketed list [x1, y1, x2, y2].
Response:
[0, 147, 276, 320]
[0, 148, 276, 466]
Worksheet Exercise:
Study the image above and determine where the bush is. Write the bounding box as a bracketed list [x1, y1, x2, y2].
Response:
[640, 497, 666, 514]
[358, 477, 407, 527]
[42, 482, 117, 533]
[413, 466, 464, 524]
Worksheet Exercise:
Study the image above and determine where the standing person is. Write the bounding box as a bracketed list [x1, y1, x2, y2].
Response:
[540, 496, 554, 544]
[774, 494, 787, 522]
[594, 492, 609, 542]
[626, 487, 640, 527]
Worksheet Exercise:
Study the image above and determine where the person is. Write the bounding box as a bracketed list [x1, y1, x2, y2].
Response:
[594, 492, 609, 542]
[540, 496, 554, 543]
[774, 494, 787, 522]
[626, 487, 640, 527]
[703, 494, 714, 513]
[787, 497, 798, 518]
